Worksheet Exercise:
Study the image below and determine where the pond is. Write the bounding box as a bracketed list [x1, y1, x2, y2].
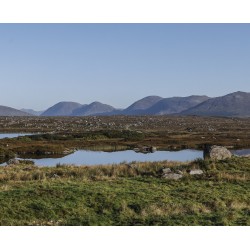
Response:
[0, 133, 36, 139]
[231, 149, 250, 156]
[16, 149, 204, 166]
[1, 133, 249, 166]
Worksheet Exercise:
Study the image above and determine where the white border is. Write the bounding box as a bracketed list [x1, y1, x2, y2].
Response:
[0, 226, 249, 250]
[0, 1, 249, 250]
[0, 0, 250, 23]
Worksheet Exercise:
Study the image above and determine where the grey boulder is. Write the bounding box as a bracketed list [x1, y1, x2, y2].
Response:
[162, 173, 183, 180]
[189, 169, 204, 175]
[204, 145, 232, 160]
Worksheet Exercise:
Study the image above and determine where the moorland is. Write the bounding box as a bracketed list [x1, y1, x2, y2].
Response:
[0, 115, 249, 226]
[0, 116, 249, 160]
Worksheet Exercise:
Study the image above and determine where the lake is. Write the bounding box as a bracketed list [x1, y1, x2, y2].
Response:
[231, 149, 250, 156]
[0, 133, 36, 139]
[17, 149, 203, 166]
[0, 133, 249, 166]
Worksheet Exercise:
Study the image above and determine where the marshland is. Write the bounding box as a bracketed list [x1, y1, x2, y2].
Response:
[0, 116, 249, 225]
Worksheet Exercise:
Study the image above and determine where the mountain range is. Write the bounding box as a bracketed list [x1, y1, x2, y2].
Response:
[0, 106, 32, 116]
[21, 109, 44, 116]
[0, 91, 249, 117]
[181, 91, 250, 117]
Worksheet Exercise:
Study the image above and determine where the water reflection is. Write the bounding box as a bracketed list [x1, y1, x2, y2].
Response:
[231, 149, 250, 156]
[0, 133, 35, 139]
[19, 149, 203, 167]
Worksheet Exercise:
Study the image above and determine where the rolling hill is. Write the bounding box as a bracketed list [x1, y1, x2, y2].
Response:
[21, 109, 44, 116]
[121, 96, 163, 115]
[2, 91, 249, 117]
[41, 102, 83, 116]
[72, 102, 116, 116]
[145, 95, 211, 115]
[181, 91, 250, 117]
[0, 106, 32, 116]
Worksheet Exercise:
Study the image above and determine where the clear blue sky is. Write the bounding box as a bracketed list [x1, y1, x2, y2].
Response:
[0, 24, 249, 110]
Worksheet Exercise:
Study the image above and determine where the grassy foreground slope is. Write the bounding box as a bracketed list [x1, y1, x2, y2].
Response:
[0, 157, 249, 226]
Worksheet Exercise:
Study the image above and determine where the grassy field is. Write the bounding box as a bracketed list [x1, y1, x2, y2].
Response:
[0, 156, 249, 226]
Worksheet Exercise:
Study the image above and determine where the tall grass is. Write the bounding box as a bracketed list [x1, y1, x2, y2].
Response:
[0, 157, 249, 225]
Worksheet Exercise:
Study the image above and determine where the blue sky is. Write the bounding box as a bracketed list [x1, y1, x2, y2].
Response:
[0, 24, 249, 110]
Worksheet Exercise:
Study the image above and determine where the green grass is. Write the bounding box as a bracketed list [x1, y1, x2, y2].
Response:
[0, 157, 249, 226]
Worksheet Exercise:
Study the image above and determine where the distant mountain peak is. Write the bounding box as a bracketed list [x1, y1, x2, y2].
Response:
[41, 102, 82, 116]
[122, 96, 163, 115]
[21, 109, 44, 116]
[181, 91, 250, 117]
[145, 95, 211, 115]
[72, 101, 116, 116]
[3, 91, 246, 118]
[0, 105, 33, 116]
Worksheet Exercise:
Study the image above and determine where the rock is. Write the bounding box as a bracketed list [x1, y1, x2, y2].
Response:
[52, 174, 60, 179]
[176, 170, 183, 174]
[133, 146, 156, 153]
[162, 173, 183, 180]
[7, 158, 20, 165]
[150, 146, 157, 152]
[162, 168, 171, 174]
[189, 169, 204, 175]
[204, 145, 232, 160]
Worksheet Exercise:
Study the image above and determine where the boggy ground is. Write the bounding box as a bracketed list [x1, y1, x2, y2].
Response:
[0, 157, 249, 226]
[0, 116, 250, 159]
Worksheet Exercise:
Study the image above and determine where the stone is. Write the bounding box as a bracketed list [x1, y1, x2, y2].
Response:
[7, 158, 20, 165]
[189, 169, 204, 175]
[204, 145, 232, 160]
[162, 173, 183, 180]
[176, 170, 183, 174]
[52, 174, 60, 179]
[162, 168, 171, 174]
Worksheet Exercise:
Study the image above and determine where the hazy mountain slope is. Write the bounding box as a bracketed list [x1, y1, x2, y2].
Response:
[11, 91, 250, 117]
[146, 95, 210, 115]
[21, 109, 44, 116]
[122, 96, 163, 115]
[181, 91, 250, 117]
[41, 102, 83, 116]
[0, 106, 32, 116]
[72, 102, 116, 116]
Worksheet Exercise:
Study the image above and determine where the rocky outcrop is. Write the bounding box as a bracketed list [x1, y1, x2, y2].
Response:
[161, 167, 204, 180]
[161, 167, 183, 180]
[7, 158, 20, 165]
[204, 145, 232, 160]
[133, 146, 156, 154]
[162, 173, 183, 180]
[189, 169, 204, 175]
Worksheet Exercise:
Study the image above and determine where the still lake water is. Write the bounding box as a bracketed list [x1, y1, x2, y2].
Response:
[20, 149, 204, 166]
[0, 133, 203, 166]
[0, 133, 35, 139]
[17, 148, 250, 166]
[1, 133, 249, 166]
[231, 149, 250, 156]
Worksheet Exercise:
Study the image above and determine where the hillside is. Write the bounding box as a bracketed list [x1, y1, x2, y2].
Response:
[72, 102, 116, 116]
[21, 109, 44, 116]
[146, 95, 210, 115]
[182, 91, 250, 117]
[41, 102, 83, 116]
[2, 91, 249, 117]
[122, 96, 163, 115]
[0, 105, 32, 116]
